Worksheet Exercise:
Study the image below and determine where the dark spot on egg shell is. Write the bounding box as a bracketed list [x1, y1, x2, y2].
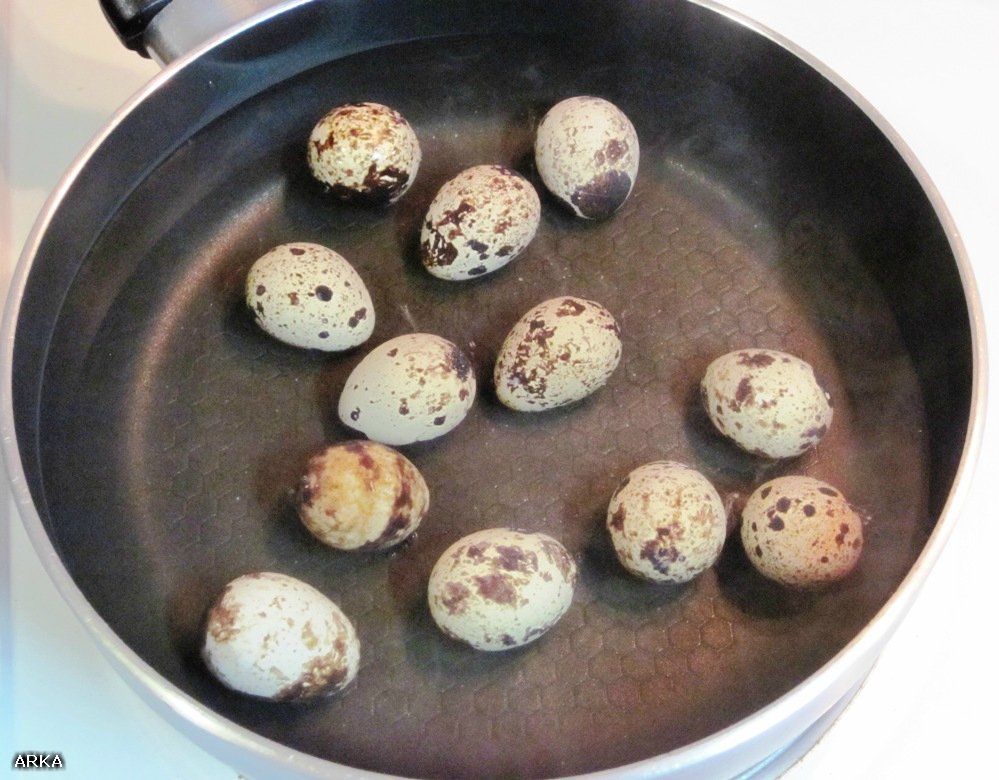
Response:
[775, 497, 792, 513]
[556, 298, 587, 317]
[361, 512, 413, 551]
[803, 424, 828, 440]
[732, 377, 753, 409]
[540, 539, 575, 584]
[493, 545, 538, 573]
[326, 165, 409, 206]
[343, 441, 378, 472]
[446, 344, 473, 381]
[608, 506, 627, 531]
[474, 573, 518, 605]
[440, 581, 470, 615]
[290, 247, 306, 256]
[467, 265, 489, 276]
[595, 138, 628, 165]
[205, 597, 241, 644]
[570, 169, 632, 219]
[768, 516, 785, 531]
[314, 285, 333, 302]
[255, 284, 266, 296]
[737, 351, 775, 367]
[347, 307, 367, 328]
[274, 651, 351, 702]
[640, 540, 681, 574]
[421, 225, 459, 268]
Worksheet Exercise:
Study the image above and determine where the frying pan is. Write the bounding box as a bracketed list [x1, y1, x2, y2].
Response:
[2, 0, 983, 778]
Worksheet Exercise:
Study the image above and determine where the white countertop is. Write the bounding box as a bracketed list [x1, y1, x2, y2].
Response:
[3, 1, 997, 777]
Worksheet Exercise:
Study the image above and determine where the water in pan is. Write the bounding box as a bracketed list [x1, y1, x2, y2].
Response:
[36, 35, 937, 779]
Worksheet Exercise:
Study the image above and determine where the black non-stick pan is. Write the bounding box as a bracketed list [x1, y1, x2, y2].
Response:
[2, 1, 981, 778]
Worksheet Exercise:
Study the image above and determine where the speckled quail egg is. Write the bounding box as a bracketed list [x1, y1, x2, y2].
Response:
[307, 102, 421, 205]
[700, 349, 833, 459]
[534, 96, 639, 219]
[298, 440, 429, 551]
[607, 461, 727, 584]
[246, 242, 374, 351]
[741, 476, 864, 588]
[420, 164, 541, 281]
[202, 572, 359, 701]
[494, 296, 622, 411]
[338, 333, 476, 446]
[427, 528, 577, 651]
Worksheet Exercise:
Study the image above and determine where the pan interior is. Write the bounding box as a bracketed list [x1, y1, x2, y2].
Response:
[17, 23, 968, 780]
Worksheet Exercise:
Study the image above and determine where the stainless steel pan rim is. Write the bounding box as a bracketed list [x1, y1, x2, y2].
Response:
[2, 1, 987, 778]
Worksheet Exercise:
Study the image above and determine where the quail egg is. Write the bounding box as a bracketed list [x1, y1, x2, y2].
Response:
[307, 102, 421, 205]
[494, 296, 622, 411]
[701, 348, 833, 459]
[534, 95, 639, 219]
[202, 572, 359, 701]
[427, 528, 577, 651]
[298, 440, 429, 551]
[420, 164, 541, 280]
[245, 242, 374, 351]
[741, 476, 864, 588]
[607, 461, 727, 584]
[338, 333, 477, 445]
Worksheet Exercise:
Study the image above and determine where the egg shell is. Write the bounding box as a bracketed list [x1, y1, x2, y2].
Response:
[298, 440, 429, 551]
[202, 572, 360, 701]
[700, 349, 833, 459]
[338, 333, 477, 446]
[427, 528, 577, 651]
[246, 242, 375, 351]
[420, 165, 541, 281]
[741, 476, 864, 588]
[607, 461, 727, 584]
[534, 95, 639, 219]
[494, 296, 622, 411]
[307, 102, 421, 205]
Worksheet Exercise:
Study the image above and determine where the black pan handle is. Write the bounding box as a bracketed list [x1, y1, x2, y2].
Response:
[100, 0, 173, 56]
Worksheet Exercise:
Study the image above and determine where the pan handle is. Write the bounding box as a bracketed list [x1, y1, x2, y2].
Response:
[100, 0, 172, 55]
[100, 0, 288, 64]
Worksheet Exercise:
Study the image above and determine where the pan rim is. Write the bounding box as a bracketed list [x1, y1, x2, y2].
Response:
[1, 0, 987, 777]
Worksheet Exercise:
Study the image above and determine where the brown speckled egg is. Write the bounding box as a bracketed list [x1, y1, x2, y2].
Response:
[607, 461, 727, 584]
[494, 296, 622, 411]
[701, 349, 833, 459]
[534, 95, 639, 219]
[246, 242, 374, 351]
[427, 528, 577, 651]
[298, 440, 429, 551]
[338, 333, 476, 446]
[741, 476, 864, 588]
[307, 102, 421, 205]
[202, 572, 359, 701]
[420, 165, 541, 281]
